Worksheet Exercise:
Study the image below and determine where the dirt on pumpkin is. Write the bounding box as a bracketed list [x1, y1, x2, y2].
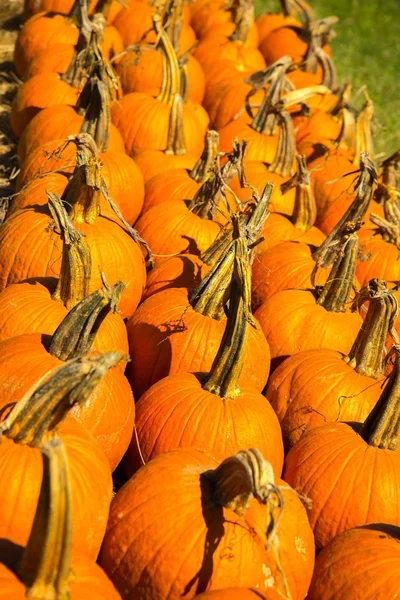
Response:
[0, 0, 23, 223]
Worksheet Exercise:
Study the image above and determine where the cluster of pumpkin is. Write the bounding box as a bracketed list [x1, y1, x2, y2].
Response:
[1, 0, 399, 597]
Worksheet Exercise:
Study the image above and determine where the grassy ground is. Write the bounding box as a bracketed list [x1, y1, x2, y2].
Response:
[256, 0, 400, 157]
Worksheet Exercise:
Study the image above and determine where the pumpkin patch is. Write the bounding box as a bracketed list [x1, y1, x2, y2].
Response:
[0, 0, 399, 597]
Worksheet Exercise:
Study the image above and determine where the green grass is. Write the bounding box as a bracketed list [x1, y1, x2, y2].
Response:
[256, 0, 400, 157]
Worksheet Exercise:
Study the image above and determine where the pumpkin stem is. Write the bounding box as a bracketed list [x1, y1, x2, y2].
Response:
[312, 152, 378, 268]
[202, 218, 255, 398]
[0, 352, 127, 447]
[165, 94, 187, 155]
[63, 0, 99, 89]
[92, 0, 114, 18]
[330, 81, 357, 152]
[205, 448, 289, 594]
[280, 0, 314, 26]
[155, 14, 181, 106]
[49, 279, 126, 361]
[188, 140, 246, 219]
[189, 131, 220, 183]
[19, 439, 71, 599]
[354, 94, 374, 167]
[228, 0, 255, 43]
[280, 154, 316, 231]
[343, 279, 399, 379]
[314, 231, 359, 312]
[361, 346, 400, 450]
[302, 17, 338, 89]
[47, 191, 92, 310]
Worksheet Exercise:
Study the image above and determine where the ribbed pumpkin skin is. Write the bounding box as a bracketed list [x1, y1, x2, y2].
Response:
[284, 422, 400, 549]
[8, 172, 66, 216]
[0, 279, 129, 358]
[251, 241, 329, 310]
[10, 73, 80, 138]
[218, 121, 279, 164]
[134, 149, 200, 183]
[195, 40, 265, 76]
[0, 419, 112, 559]
[256, 13, 301, 46]
[18, 104, 126, 164]
[142, 168, 202, 214]
[126, 287, 270, 399]
[127, 372, 284, 476]
[14, 12, 79, 80]
[227, 163, 296, 213]
[316, 197, 384, 238]
[310, 153, 356, 220]
[111, 93, 206, 158]
[196, 590, 279, 600]
[308, 524, 400, 600]
[143, 254, 209, 300]
[266, 348, 384, 450]
[117, 49, 205, 105]
[101, 448, 315, 600]
[0, 207, 146, 319]
[0, 334, 134, 471]
[25, 42, 75, 78]
[356, 236, 400, 287]
[254, 290, 362, 366]
[260, 26, 330, 69]
[255, 214, 325, 255]
[134, 201, 222, 266]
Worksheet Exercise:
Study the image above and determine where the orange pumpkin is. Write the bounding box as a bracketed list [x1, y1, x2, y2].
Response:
[101, 448, 315, 599]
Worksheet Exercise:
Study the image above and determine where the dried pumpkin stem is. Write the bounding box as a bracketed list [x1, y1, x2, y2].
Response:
[47, 191, 92, 310]
[361, 347, 400, 450]
[189, 131, 220, 184]
[228, 0, 255, 43]
[165, 94, 187, 155]
[63, 0, 97, 88]
[0, 352, 127, 447]
[281, 154, 315, 231]
[155, 14, 181, 106]
[268, 107, 296, 177]
[354, 96, 374, 167]
[330, 81, 356, 152]
[205, 448, 289, 594]
[281, 0, 314, 25]
[49, 281, 126, 361]
[251, 57, 293, 135]
[312, 152, 377, 268]
[19, 439, 71, 599]
[202, 221, 255, 398]
[303, 17, 338, 89]
[315, 231, 358, 312]
[343, 279, 399, 379]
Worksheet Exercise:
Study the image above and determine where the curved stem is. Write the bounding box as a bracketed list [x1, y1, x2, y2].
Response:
[315, 231, 358, 312]
[165, 94, 187, 155]
[189, 131, 220, 184]
[49, 281, 126, 361]
[312, 152, 378, 268]
[343, 279, 399, 379]
[303, 17, 338, 89]
[354, 96, 374, 167]
[281, 154, 315, 230]
[47, 191, 92, 310]
[361, 346, 400, 450]
[63, 0, 97, 88]
[155, 14, 181, 106]
[19, 439, 71, 599]
[0, 353, 126, 447]
[228, 0, 255, 43]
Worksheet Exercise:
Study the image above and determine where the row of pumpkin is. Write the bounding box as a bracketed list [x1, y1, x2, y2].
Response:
[1, 0, 399, 598]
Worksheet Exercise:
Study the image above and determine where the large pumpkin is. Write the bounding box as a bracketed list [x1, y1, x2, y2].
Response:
[101, 448, 315, 600]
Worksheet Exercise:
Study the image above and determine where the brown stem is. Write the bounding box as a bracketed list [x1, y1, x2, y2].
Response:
[228, 0, 255, 43]
[312, 152, 378, 268]
[19, 439, 71, 599]
[165, 94, 187, 155]
[303, 17, 338, 89]
[47, 191, 92, 310]
[268, 107, 296, 177]
[315, 231, 358, 312]
[63, 0, 96, 88]
[155, 14, 181, 106]
[343, 279, 399, 379]
[281, 154, 315, 231]
[49, 281, 126, 361]
[202, 220, 255, 398]
[189, 131, 220, 184]
[374, 150, 400, 207]
[0, 352, 127, 447]
[354, 96, 374, 167]
[361, 347, 400, 450]
[279, 0, 314, 26]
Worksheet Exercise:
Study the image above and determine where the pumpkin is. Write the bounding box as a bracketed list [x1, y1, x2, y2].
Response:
[266, 278, 397, 449]
[111, 16, 206, 158]
[0, 196, 128, 357]
[141, 130, 220, 214]
[251, 155, 377, 308]
[254, 230, 363, 370]
[127, 213, 271, 399]
[0, 136, 147, 319]
[284, 343, 400, 548]
[256, 0, 313, 46]
[0, 274, 134, 470]
[308, 524, 400, 599]
[142, 254, 209, 301]
[101, 448, 315, 599]
[196, 590, 276, 600]
[0, 353, 120, 558]
[0, 437, 121, 600]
